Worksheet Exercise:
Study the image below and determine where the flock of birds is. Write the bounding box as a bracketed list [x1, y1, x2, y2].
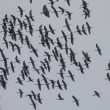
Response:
[0, 0, 110, 110]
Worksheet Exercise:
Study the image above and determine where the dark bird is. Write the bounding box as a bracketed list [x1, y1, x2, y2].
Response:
[50, 79, 56, 89]
[82, 51, 91, 62]
[75, 25, 82, 35]
[56, 37, 63, 50]
[37, 93, 43, 104]
[54, 47, 59, 57]
[42, 5, 50, 17]
[25, 35, 31, 49]
[58, 6, 66, 14]
[69, 31, 75, 45]
[67, 70, 75, 82]
[10, 15, 16, 25]
[66, 11, 72, 20]
[30, 0, 32, 4]
[78, 62, 84, 74]
[18, 29, 24, 44]
[0, 75, 7, 90]
[31, 99, 37, 110]
[3, 37, 8, 49]
[65, 18, 71, 32]
[0, 67, 7, 80]
[82, 24, 87, 35]
[26, 94, 33, 101]
[10, 61, 15, 72]
[35, 78, 42, 91]
[64, 43, 69, 55]
[95, 43, 102, 55]
[27, 76, 34, 82]
[44, 59, 50, 72]
[29, 57, 37, 71]
[16, 77, 23, 85]
[82, 8, 90, 19]
[62, 80, 67, 90]
[56, 80, 63, 90]
[29, 10, 34, 21]
[45, 38, 51, 49]
[106, 62, 110, 70]
[86, 21, 92, 34]
[59, 54, 66, 71]
[57, 93, 64, 100]
[44, 51, 51, 62]
[52, 50, 58, 62]
[31, 90, 37, 100]
[30, 45, 38, 57]
[9, 41, 15, 52]
[65, 0, 71, 6]
[84, 59, 89, 68]
[72, 95, 79, 106]
[4, 14, 8, 22]
[61, 30, 67, 43]
[41, 74, 50, 90]
[21, 70, 26, 80]
[69, 48, 76, 62]
[51, 5, 59, 18]
[81, 0, 88, 8]
[15, 56, 20, 63]
[105, 73, 110, 81]
[25, 15, 31, 24]
[14, 44, 21, 55]
[23, 21, 27, 30]
[40, 61, 47, 69]
[48, 0, 56, 5]
[93, 91, 101, 98]
[17, 89, 24, 98]
[57, 68, 65, 79]
[18, 6, 24, 17]
[40, 66, 46, 74]
[49, 24, 55, 34]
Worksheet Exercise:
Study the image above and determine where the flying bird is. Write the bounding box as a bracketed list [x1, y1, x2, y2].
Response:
[57, 93, 64, 100]
[42, 5, 50, 17]
[18, 6, 24, 17]
[72, 95, 79, 106]
[93, 91, 101, 98]
[95, 43, 102, 55]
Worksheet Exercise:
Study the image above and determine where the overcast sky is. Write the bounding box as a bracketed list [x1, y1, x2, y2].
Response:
[0, 0, 110, 110]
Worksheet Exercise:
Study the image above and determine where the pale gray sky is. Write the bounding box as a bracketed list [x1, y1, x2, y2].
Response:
[0, 0, 110, 110]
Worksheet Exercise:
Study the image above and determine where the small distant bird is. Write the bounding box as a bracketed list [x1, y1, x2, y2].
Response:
[65, 0, 71, 6]
[17, 89, 24, 98]
[66, 11, 72, 20]
[58, 6, 66, 14]
[86, 21, 92, 34]
[72, 95, 79, 106]
[42, 5, 50, 17]
[105, 72, 110, 81]
[93, 91, 101, 98]
[30, 0, 32, 4]
[18, 6, 24, 17]
[57, 93, 64, 100]
[95, 43, 102, 56]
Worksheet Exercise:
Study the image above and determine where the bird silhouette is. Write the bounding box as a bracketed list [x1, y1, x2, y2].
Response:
[42, 5, 50, 17]
[57, 93, 64, 100]
[72, 95, 79, 106]
[18, 6, 24, 17]
[93, 91, 101, 98]
[95, 43, 102, 55]
[17, 89, 24, 98]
